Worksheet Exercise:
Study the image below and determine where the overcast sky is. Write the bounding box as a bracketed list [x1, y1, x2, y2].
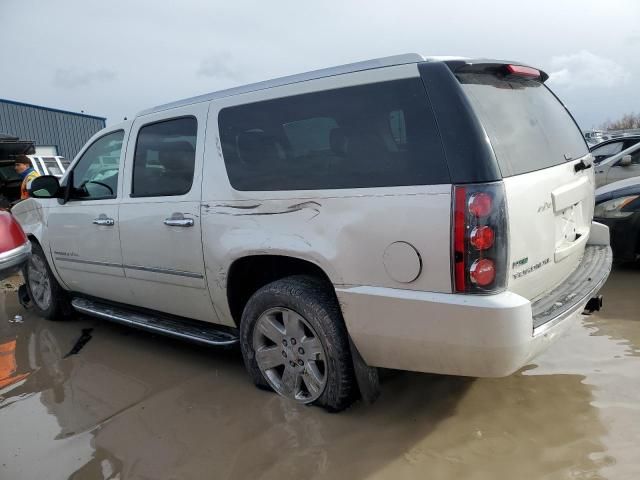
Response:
[2, 0, 639, 130]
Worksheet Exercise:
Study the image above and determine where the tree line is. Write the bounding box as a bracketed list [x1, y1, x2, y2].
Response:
[600, 113, 640, 131]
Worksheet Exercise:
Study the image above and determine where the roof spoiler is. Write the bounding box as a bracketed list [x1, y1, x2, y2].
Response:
[443, 59, 549, 82]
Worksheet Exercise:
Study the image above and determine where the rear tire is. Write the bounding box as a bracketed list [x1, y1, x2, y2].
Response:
[24, 241, 71, 321]
[239, 275, 357, 412]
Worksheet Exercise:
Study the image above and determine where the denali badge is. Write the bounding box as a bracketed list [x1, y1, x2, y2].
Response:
[537, 201, 552, 213]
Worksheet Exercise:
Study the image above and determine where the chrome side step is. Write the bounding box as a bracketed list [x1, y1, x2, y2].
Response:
[71, 298, 238, 347]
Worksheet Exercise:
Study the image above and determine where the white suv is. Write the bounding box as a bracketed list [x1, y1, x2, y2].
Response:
[14, 54, 612, 411]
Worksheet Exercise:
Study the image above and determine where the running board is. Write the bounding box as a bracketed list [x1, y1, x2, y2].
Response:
[70, 298, 238, 347]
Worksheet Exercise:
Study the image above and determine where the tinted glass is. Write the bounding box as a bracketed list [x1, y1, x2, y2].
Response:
[0, 165, 20, 181]
[458, 73, 588, 177]
[219, 78, 449, 191]
[70, 130, 124, 200]
[623, 138, 640, 150]
[132, 117, 197, 197]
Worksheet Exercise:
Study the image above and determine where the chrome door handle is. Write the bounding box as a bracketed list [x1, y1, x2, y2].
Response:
[164, 218, 194, 227]
[93, 217, 115, 226]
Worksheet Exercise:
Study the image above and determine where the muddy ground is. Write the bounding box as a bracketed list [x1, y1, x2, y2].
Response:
[0, 268, 638, 480]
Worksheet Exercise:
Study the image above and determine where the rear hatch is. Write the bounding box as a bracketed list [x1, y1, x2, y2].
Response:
[456, 65, 593, 301]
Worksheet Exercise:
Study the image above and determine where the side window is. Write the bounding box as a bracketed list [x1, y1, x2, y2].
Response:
[132, 117, 197, 197]
[218, 78, 449, 191]
[283, 117, 337, 157]
[630, 148, 640, 165]
[69, 130, 124, 200]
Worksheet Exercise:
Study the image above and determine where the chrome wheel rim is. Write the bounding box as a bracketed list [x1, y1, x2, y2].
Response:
[28, 255, 52, 311]
[253, 307, 327, 403]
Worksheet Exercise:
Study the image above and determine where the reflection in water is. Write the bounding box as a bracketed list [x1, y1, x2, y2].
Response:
[0, 265, 638, 480]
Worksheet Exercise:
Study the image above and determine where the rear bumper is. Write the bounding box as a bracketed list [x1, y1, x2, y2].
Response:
[336, 244, 612, 377]
[0, 242, 31, 280]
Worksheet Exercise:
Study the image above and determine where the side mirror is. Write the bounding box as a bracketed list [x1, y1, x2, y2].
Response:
[29, 175, 61, 198]
[619, 155, 633, 167]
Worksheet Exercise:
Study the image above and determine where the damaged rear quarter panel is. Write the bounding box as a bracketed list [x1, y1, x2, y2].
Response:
[200, 184, 452, 326]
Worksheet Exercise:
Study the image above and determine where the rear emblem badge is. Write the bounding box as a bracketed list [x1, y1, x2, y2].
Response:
[537, 202, 552, 213]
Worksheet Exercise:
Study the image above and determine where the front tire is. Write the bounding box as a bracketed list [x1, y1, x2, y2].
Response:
[24, 241, 70, 320]
[240, 275, 357, 412]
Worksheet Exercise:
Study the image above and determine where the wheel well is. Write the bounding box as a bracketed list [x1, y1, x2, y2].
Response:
[226, 255, 334, 327]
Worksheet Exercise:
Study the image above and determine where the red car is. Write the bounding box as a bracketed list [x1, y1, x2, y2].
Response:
[0, 211, 30, 280]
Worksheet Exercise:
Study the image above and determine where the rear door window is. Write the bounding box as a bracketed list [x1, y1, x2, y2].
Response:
[218, 78, 449, 191]
[132, 117, 197, 197]
[458, 73, 588, 177]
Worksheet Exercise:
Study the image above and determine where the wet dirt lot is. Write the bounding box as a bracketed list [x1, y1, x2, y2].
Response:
[0, 268, 638, 480]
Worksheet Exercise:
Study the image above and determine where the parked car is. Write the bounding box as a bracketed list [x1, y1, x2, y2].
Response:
[590, 135, 640, 164]
[594, 141, 640, 188]
[13, 54, 612, 411]
[584, 130, 606, 145]
[594, 177, 640, 262]
[0, 156, 69, 208]
[0, 211, 30, 280]
[0, 136, 35, 207]
[27, 155, 70, 178]
[0, 161, 22, 207]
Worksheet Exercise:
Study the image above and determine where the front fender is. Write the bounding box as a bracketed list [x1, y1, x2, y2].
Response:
[11, 199, 68, 289]
[12, 198, 46, 243]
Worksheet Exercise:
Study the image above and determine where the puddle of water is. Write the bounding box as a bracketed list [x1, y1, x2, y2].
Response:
[0, 267, 638, 480]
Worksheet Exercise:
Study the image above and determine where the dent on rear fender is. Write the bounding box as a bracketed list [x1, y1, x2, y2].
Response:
[203, 200, 342, 279]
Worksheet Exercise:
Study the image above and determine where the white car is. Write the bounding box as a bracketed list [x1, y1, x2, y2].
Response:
[594, 141, 640, 187]
[27, 155, 70, 178]
[14, 54, 612, 411]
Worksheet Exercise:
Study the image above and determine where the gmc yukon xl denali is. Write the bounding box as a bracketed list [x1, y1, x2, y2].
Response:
[13, 54, 612, 411]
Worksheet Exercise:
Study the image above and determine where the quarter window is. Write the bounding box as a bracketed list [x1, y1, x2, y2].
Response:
[218, 78, 449, 191]
[69, 130, 124, 200]
[132, 117, 197, 197]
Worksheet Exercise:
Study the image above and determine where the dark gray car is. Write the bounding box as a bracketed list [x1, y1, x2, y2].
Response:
[595, 176, 640, 262]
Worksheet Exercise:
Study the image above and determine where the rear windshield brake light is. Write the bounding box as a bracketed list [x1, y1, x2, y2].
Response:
[505, 64, 541, 79]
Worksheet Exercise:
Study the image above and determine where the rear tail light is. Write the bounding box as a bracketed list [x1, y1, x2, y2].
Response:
[469, 258, 496, 286]
[452, 183, 508, 294]
[468, 192, 492, 217]
[469, 226, 495, 250]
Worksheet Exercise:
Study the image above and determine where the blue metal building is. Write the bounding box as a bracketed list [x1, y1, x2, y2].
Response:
[0, 99, 106, 160]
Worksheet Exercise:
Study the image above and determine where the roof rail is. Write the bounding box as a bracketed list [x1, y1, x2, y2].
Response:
[138, 53, 425, 116]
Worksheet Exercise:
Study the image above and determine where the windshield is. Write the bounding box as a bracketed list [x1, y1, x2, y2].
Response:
[458, 73, 588, 177]
[591, 141, 623, 164]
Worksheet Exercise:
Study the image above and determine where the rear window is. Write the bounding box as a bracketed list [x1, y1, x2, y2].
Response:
[218, 78, 449, 191]
[458, 73, 588, 177]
